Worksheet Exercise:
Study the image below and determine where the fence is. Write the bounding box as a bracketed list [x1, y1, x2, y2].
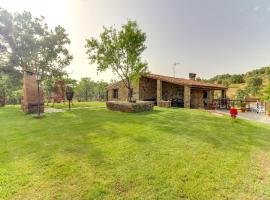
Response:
[213, 98, 267, 113]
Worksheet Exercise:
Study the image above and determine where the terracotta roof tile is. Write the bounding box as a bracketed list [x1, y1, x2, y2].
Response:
[107, 74, 227, 90]
[146, 74, 227, 89]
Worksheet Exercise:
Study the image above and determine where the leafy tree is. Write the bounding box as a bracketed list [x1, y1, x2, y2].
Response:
[95, 80, 108, 101]
[262, 84, 270, 102]
[0, 8, 73, 104]
[85, 20, 148, 102]
[229, 74, 245, 84]
[0, 75, 7, 105]
[74, 78, 95, 101]
[0, 7, 73, 81]
[236, 88, 249, 100]
[73, 78, 108, 102]
[246, 76, 263, 96]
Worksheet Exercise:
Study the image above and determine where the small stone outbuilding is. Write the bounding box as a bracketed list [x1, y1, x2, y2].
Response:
[107, 73, 227, 109]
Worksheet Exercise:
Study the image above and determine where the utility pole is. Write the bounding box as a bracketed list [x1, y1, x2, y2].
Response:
[173, 62, 180, 77]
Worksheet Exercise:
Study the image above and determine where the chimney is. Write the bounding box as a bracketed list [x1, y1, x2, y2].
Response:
[189, 73, 196, 80]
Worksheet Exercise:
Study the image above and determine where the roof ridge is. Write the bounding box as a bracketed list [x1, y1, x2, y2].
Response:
[146, 73, 227, 89]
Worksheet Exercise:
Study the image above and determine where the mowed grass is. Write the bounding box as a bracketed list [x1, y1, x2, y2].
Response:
[46, 101, 106, 109]
[1, 106, 270, 199]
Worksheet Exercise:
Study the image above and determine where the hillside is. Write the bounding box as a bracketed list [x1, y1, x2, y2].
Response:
[206, 66, 270, 99]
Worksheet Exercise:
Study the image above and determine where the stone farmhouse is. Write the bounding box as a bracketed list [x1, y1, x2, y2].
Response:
[107, 73, 227, 109]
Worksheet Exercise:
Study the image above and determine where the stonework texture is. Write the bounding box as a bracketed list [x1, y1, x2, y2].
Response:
[106, 101, 154, 112]
[191, 89, 204, 108]
[107, 77, 220, 109]
[139, 77, 157, 101]
[107, 81, 139, 102]
[157, 100, 171, 108]
[162, 82, 184, 101]
[156, 79, 162, 103]
[184, 86, 191, 108]
[21, 71, 44, 114]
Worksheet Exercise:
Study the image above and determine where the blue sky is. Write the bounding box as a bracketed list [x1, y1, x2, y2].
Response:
[1, 0, 270, 81]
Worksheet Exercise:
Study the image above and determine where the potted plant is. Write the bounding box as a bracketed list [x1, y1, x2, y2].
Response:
[240, 102, 246, 112]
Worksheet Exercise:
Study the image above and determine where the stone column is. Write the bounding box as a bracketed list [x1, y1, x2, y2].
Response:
[157, 80, 162, 105]
[208, 90, 214, 103]
[184, 86, 191, 108]
[207, 90, 214, 108]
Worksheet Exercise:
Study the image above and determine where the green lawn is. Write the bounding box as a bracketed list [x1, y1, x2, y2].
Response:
[46, 101, 106, 109]
[1, 106, 270, 199]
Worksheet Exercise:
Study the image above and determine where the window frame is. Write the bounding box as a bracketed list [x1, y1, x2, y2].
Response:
[112, 89, 119, 99]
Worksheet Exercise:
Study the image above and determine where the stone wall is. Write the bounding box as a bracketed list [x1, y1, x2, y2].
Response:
[107, 77, 218, 110]
[107, 101, 154, 112]
[107, 81, 139, 102]
[184, 86, 191, 108]
[139, 77, 157, 101]
[157, 100, 171, 108]
[21, 71, 44, 114]
[162, 82, 184, 101]
[191, 89, 204, 108]
[107, 77, 158, 102]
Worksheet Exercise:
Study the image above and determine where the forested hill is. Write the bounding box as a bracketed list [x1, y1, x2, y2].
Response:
[204, 66, 270, 100]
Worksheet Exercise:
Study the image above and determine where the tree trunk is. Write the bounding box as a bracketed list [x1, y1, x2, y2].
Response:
[127, 87, 133, 102]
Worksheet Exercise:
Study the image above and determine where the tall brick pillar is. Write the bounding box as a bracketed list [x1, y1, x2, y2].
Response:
[184, 86, 191, 108]
[157, 80, 162, 105]
[21, 70, 44, 113]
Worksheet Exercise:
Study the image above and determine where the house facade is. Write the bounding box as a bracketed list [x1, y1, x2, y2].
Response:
[107, 73, 227, 109]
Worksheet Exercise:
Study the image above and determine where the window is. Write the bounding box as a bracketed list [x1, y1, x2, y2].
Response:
[113, 89, 118, 99]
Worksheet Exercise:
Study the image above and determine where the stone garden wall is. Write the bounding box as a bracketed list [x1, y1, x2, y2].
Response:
[106, 101, 154, 112]
[157, 100, 171, 108]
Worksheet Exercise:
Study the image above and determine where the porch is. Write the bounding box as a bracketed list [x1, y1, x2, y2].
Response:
[139, 76, 227, 109]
